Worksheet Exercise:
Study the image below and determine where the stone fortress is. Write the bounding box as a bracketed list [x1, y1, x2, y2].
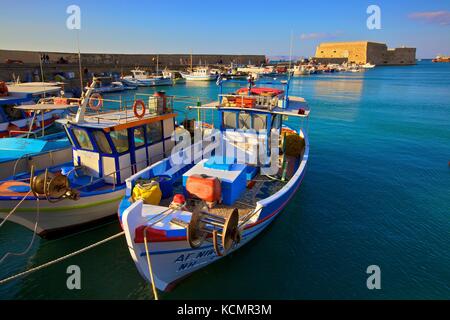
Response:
[314, 41, 416, 65]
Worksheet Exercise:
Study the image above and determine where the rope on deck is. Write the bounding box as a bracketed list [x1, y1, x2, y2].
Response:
[0, 231, 125, 286]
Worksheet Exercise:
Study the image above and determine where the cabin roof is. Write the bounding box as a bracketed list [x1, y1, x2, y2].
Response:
[195, 96, 310, 118]
[58, 111, 177, 132]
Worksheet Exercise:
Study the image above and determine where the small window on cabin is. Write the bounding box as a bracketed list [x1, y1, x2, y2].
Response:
[238, 113, 252, 130]
[92, 131, 112, 154]
[223, 112, 237, 129]
[145, 122, 163, 144]
[253, 114, 267, 131]
[72, 128, 94, 151]
[110, 129, 129, 153]
[134, 127, 146, 147]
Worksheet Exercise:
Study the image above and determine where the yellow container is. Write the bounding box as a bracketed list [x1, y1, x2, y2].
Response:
[132, 181, 162, 205]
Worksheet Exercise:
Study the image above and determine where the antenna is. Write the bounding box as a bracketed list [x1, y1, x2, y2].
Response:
[76, 29, 83, 94]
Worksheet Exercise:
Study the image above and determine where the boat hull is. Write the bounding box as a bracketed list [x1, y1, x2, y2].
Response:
[0, 187, 125, 238]
[180, 73, 217, 81]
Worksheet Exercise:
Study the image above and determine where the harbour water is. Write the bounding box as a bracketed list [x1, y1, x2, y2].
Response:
[1, 60, 449, 299]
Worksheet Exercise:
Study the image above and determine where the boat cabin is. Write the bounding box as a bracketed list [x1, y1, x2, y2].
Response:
[58, 92, 178, 185]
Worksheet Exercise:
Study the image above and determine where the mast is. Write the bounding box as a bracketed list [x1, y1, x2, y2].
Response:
[190, 50, 193, 71]
[156, 55, 159, 75]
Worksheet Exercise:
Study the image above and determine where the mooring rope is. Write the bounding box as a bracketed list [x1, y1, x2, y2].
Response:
[0, 231, 124, 285]
[0, 198, 40, 265]
[0, 190, 32, 229]
[143, 233, 159, 300]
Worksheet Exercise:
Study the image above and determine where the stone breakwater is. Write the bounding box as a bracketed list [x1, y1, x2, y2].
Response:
[0, 49, 266, 88]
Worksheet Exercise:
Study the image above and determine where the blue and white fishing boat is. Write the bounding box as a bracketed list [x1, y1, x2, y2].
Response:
[119, 79, 310, 292]
[121, 69, 173, 87]
[0, 79, 179, 238]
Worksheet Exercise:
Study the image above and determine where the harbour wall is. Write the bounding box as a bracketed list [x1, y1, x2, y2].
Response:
[0, 49, 266, 87]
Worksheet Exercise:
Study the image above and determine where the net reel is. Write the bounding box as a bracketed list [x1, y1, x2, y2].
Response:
[30, 167, 80, 203]
[187, 205, 241, 256]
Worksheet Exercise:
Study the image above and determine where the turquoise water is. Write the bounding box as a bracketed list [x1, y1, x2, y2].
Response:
[1, 61, 449, 299]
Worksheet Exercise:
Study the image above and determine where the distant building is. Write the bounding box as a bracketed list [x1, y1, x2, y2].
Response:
[314, 41, 416, 65]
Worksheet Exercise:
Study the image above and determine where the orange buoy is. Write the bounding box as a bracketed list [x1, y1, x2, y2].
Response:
[88, 93, 103, 111]
[133, 100, 146, 119]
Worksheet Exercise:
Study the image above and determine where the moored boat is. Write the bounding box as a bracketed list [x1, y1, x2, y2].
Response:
[180, 67, 218, 81]
[0, 79, 180, 238]
[85, 77, 126, 93]
[119, 80, 311, 292]
[0, 82, 66, 138]
[122, 69, 173, 87]
[361, 63, 376, 69]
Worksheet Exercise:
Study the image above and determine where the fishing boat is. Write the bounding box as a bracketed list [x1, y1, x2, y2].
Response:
[122, 69, 173, 87]
[162, 70, 186, 84]
[85, 77, 125, 93]
[119, 79, 310, 292]
[0, 79, 180, 238]
[292, 65, 310, 76]
[180, 67, 218, 81]
[0, 82, 66, 138]
[0, 131, 71, 180]
[361, 63, 376, 69]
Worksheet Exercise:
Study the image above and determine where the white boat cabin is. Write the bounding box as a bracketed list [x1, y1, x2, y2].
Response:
[59, 94, 178, 185]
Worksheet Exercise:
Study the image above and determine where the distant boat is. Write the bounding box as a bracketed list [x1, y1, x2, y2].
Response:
[292, 65, 310, 76]
[162, 69, 186, 84]
[122, 69, 173, 87]
[361, 63, 376, 69]
[432, 55, 450, 63]
[180, 67, 218, 81]
[85, 77, 125, 93]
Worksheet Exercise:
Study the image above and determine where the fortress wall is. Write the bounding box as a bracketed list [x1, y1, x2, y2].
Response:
[315, 41, 416, 65]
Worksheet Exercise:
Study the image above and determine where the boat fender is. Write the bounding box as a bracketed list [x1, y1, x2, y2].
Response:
[133, 100, 146, 119]
[88, 93, 103, 111]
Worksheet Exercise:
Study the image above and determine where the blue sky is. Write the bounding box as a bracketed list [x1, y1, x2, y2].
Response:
[0, 0, 449, 58]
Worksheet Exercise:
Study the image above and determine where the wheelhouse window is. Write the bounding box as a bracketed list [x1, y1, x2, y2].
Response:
[238, 113, 251, 130]
[110, 129, 129, 153]
[253, 114, 267, 130]
[145, 122, 162, 144]
[134, 127, 146, 147]
[92, 130, 112, 154]
[223, 112, 237, 129]
[72, 128, 94, 151]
